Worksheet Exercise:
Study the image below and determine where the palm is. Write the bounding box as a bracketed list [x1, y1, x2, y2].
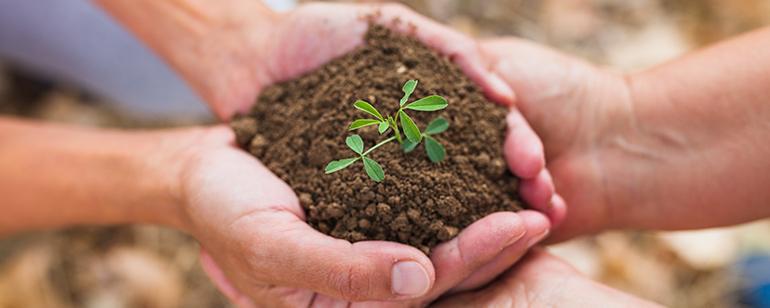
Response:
[179, 126, 551, 307]
[178, 127, 313, 306]
[482, 38, 631, 242]
[176, 4, 557, 306]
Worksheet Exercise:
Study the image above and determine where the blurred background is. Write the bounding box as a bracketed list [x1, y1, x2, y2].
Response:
[1, 0, 770, 307]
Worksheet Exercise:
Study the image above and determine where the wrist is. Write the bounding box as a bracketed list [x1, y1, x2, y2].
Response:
[131, 127, 206, 232]
[582, 70, 658, 230]
[598, 69, 692, 230]
[162, 125, 241, 234]
[0, 119, 199, 236]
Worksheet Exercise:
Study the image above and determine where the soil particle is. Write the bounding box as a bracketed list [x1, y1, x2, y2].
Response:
[232, 25, 524, 253]
[437, 226, 459, 242]
[230, 116, 257, 147]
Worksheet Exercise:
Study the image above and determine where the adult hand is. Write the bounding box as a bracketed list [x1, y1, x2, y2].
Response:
[94, 0, 515, 121]
[97, 0, 558, 225]
[481, 38, 626, 243]
[93, 0, 558, 305]
[180, 125, 551, 307]
[430, 248, 664, 308]
[225, 2, 514, 117]
[210, 1, 518, 120]
[483, 27, 770, 243]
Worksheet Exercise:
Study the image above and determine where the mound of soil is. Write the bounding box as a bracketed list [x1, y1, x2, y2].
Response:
[232, 25, 523, 254]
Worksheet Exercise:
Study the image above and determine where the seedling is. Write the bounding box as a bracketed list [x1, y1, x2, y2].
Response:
[325, 80, 449, 182]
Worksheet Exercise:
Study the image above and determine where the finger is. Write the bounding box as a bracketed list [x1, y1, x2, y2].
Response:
[372, 4, 516, 105]
[428, 248, 566, 308]
[428, 248, 569, 308]
[350, 212, 528, 307]
[223, 212, 436, 302]
[433, 248, 666, 308]
[200, 249, 259, 308]
[365, 211, 525, 307]
[519, 169, 555, 212]
[192, 126, 434, 303]
[310, 294, 351, 308]
[447, 210, 550, 293]
[504, 108, 545, 179]
[547, 194, 568, 228]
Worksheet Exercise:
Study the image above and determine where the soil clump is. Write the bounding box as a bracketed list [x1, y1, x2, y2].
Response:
[232, 25, 524, 254]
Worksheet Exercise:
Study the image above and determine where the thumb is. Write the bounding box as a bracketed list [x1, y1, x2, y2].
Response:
[214, 211, 436, 303]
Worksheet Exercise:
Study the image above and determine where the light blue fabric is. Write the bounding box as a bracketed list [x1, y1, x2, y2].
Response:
[0, 0, 297, 120]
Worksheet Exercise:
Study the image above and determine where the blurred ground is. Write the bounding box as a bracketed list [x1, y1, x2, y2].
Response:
[2, 0, 770, 307]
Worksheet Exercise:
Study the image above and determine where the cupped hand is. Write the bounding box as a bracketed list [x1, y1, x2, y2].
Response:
[208, 1, 515, 121]
[430, 248, 664, 308]
[481, 38, 635, 243]
[257, 2, 559, 223]
[173, 3, 558, 306]
[179, 125, 551, 307]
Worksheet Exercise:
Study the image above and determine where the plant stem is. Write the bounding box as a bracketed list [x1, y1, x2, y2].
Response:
[363, 136, 397, 156]
[389, 118, 403, 144]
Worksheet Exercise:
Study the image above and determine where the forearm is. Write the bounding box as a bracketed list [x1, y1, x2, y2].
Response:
[90, 0, 278, 119]
[608, 26, 770, 229]
[0, 117, 194, 237]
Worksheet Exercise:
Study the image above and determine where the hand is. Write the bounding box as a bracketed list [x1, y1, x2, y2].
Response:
[96, 0, 518, 119]
[179, 125, 552, 307]
[481, 38, 633, 243]
[483, 30, 770, 242]
[94, 1, 559, 305]
[204, 1, 517, 120]
[96, 0, 559, 225]
[166, 2, 560, 306]
[430, 248, 664, 308]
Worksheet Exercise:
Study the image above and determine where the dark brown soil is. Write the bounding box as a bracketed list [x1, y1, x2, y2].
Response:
[232, 25, 523, 254]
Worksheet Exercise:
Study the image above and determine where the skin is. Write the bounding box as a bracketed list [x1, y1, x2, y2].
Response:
[431, 248, 664, 308]
[6, 0, 768, 306]
[486, 26, 770, 243]
[434, 24, 770, 307]
[0, 0, 561, 307]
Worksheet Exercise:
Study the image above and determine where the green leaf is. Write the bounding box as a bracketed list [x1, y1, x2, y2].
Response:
[399, 111, 422, 143]
[346, 135, 364, 154]
[400, 80, 418, 106]
[325, 158, 358, 173]
[362, 157, 385, 182]
[425, 136, 446, 162]
[354, 101, 384, 121]
[350, 119, 381, 130]
[378, 121, 389, 134]
[402, 139, 418, 153]
[425, 117, 449, 134]
[405, 95, 448, 111]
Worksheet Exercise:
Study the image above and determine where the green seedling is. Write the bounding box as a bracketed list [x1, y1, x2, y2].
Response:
[325, 80, 449, 182]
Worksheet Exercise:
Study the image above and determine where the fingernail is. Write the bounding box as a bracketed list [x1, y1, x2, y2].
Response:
[489, 72, 516, 106]
[504, 228, 527, 248]
[392, 261, 430, 296]
[527, 229, 550, 248]
[546, 197, 555, 213]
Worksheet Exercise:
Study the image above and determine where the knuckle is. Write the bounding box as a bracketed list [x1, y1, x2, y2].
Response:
[328, 262, 372, 302]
